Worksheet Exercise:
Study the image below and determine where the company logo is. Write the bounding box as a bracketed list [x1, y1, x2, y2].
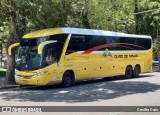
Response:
[102, 51, 112, 58]
[2, 107, 11, 112]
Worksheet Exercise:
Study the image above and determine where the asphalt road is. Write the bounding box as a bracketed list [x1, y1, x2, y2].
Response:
[0, 72, 160, 115]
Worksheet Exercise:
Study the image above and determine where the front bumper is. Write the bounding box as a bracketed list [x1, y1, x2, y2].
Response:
[15, 75, 46, 86]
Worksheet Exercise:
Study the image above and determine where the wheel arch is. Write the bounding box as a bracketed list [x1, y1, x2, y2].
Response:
[64, 69, 75, 78]
[126, 65, 133, 70]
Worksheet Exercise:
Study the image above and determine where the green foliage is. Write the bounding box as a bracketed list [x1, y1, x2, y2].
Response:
[26, 0, 72, 30]
[138, 0, 160, 38]
[0, 0, 160, 57]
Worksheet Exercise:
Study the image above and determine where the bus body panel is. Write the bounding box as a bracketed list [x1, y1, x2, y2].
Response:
[13, 27, 152, 86]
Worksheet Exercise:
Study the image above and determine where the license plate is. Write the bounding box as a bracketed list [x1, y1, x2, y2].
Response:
[22, 80, 27, 84]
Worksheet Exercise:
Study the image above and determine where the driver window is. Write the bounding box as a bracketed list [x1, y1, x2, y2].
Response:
[44, 48, 56, 66]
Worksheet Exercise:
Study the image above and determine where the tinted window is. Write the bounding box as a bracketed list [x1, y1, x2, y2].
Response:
[66, 34, 151, 55]
[66, 35, 88, 54]
[20, 37, 48, 46]
[49, 34, 68, 51]
[118, 37, 151, 50]
[87, 35, 102, 49]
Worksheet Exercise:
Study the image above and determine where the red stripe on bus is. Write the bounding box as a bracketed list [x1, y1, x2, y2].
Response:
[82, 43, 145, 54]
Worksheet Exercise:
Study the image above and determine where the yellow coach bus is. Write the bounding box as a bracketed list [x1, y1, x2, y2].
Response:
[8, 27, 152, 87]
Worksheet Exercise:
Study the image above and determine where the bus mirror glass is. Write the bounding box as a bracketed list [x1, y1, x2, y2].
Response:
[8, 43, 20, 56]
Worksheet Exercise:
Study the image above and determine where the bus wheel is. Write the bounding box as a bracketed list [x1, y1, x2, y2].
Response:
[62, 72, 74, 87]
[133, 65, 140, 78]
[125, 66, 132, 78]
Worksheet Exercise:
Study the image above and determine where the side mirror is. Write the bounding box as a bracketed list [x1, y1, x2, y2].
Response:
[38, 40, 57, 54]
[8, 43, 20, 56]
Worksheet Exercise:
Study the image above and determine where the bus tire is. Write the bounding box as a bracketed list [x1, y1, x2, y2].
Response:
[62, 71, 75, 87]
[125, 66, 132, 79]
[133, 65, 140, 78]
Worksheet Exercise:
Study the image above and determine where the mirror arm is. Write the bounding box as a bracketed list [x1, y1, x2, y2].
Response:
[8, 43, 20, 56]
[38, 40, 57, 55]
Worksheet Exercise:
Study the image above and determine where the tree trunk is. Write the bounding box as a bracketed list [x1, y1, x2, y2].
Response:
[5, 13, 18, 84]
[5, 49, 16, 85]
[82, 0, 91, 29]
[82, 11, 91, 29]
[157, 27, 160, 71]
[5, 1, 23, 85]
[5, 31, 18, 85]
[134, 0, 138, 34]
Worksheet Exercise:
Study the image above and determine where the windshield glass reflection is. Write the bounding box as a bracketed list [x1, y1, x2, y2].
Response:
[15, 37, 47, 71]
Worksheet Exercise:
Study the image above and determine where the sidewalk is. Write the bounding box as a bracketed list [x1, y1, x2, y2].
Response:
[0, 77, 20, 90]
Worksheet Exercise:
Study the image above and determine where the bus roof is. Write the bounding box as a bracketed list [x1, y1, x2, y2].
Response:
[23, 27, 152, 39]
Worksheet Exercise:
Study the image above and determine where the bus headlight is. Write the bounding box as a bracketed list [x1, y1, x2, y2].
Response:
[32, 70, 48, 78]
[15, 75, 19, 81]
[15, 69, 19, 75]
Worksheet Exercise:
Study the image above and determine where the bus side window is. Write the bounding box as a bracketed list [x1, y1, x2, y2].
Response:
[66, 35, 87, 55]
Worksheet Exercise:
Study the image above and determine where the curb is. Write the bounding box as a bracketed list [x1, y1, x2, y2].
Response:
[0, 85, 39, 90]
[0, 85, 20, 90]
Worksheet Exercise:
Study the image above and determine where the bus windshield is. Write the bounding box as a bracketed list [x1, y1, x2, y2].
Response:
[15, 34, 68, 71]
[16, 46, 42, 71]
[15, 37, 47, 71]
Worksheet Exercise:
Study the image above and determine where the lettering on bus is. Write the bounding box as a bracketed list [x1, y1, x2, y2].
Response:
[114, 54, 138, 59]
[64, 64, 73, 67]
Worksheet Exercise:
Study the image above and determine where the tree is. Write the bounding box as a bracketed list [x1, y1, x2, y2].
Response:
[0, 0, 72, 84]
[137, 0, 160, 38]
[0, 0, 28, 84]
